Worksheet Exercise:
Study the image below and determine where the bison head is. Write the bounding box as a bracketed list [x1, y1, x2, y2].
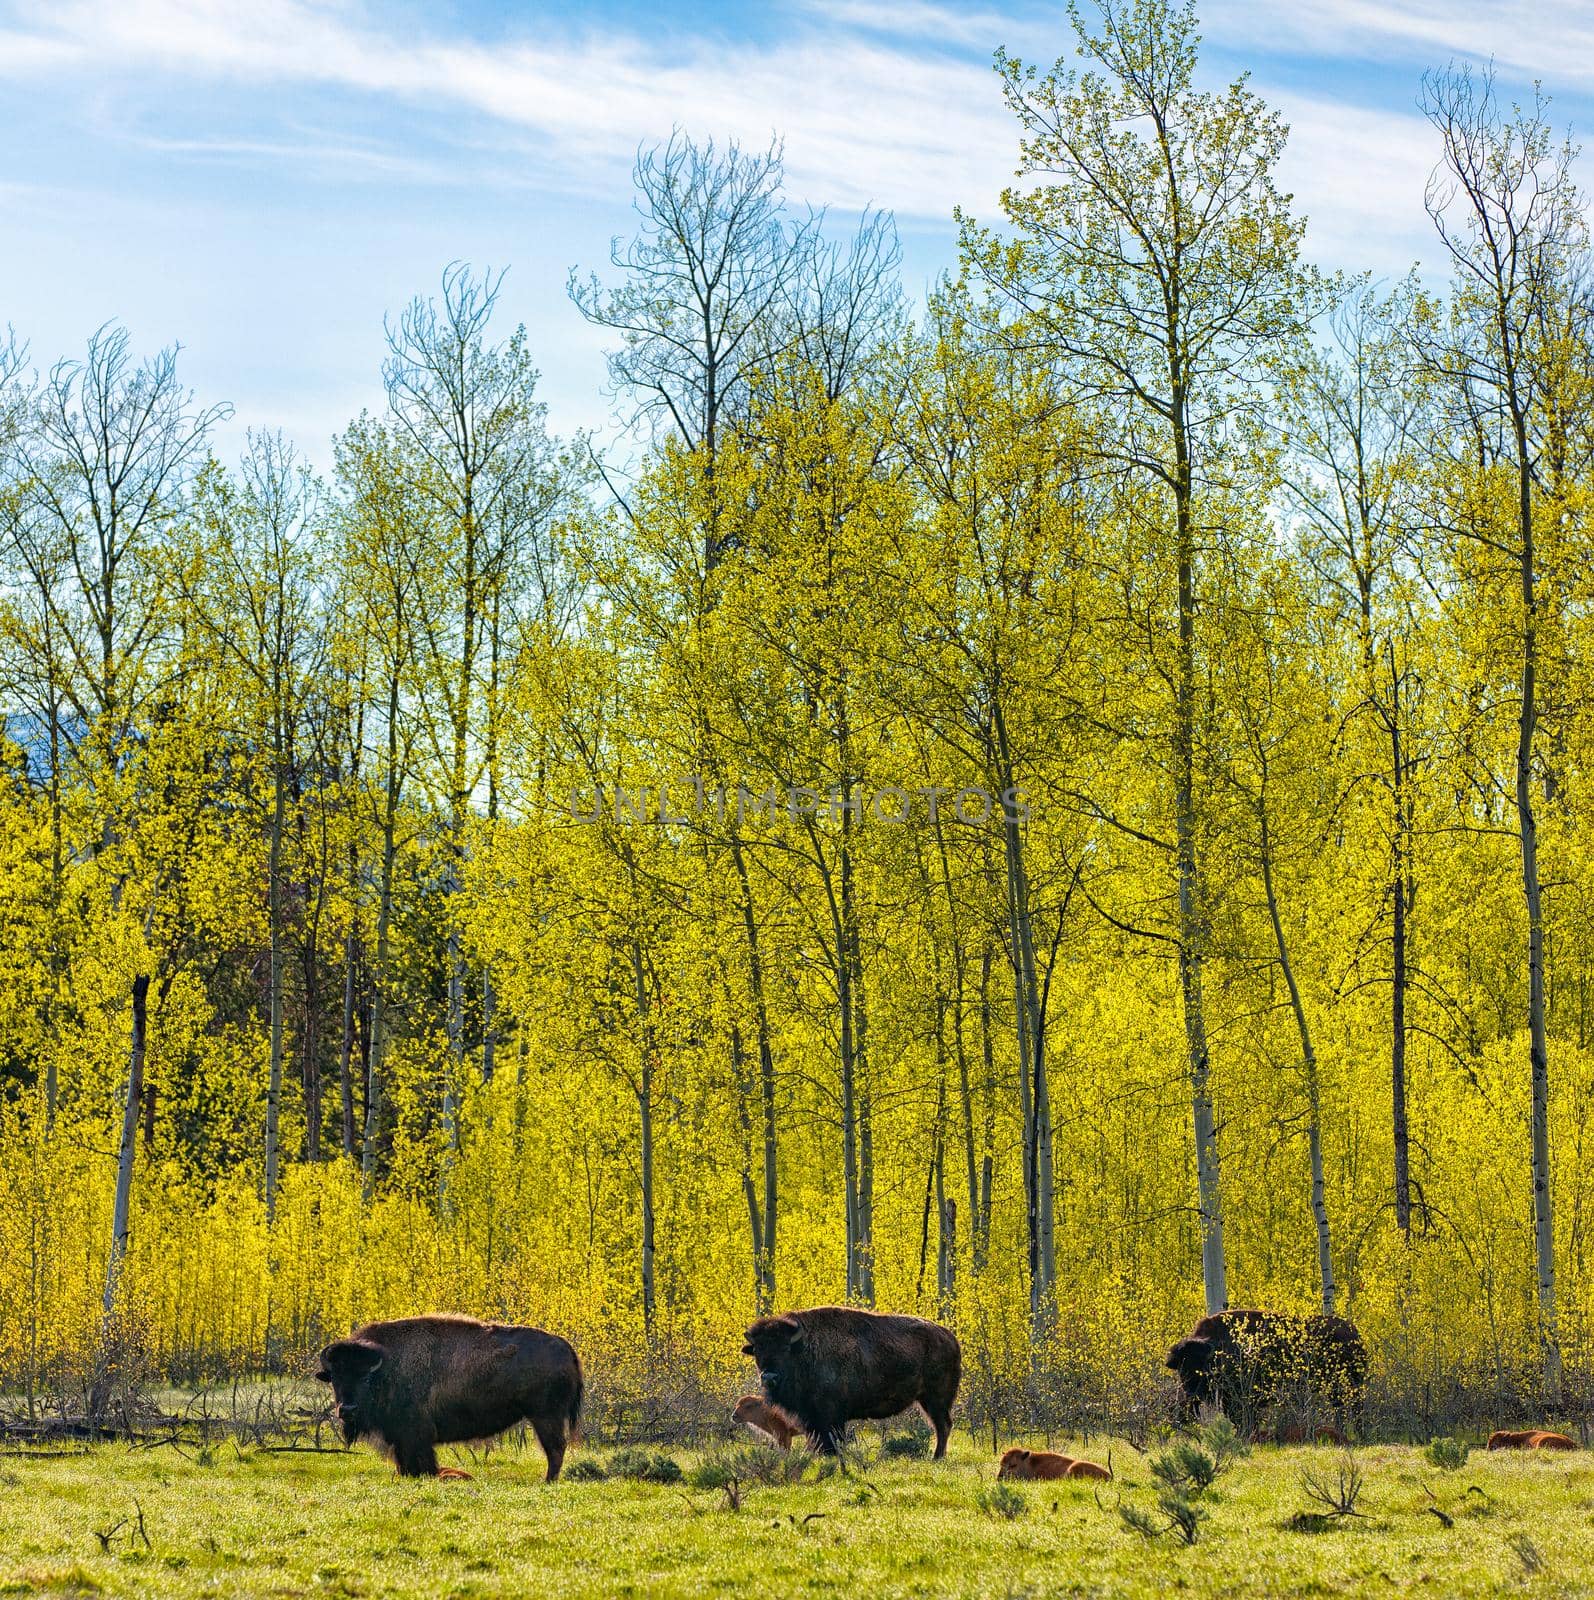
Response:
[742, 1315, 805, 1407]
[315, 1337, 385, 1443]
[996, 1448, 1030, 1481]
[1165, 1335, 1216, 1415]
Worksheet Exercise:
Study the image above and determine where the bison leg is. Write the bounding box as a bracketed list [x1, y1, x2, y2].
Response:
[392, 1434, 439, 1477]
[531, 1416, 568, 1482]
[922, 1403, 952, 1461]
[918, 1384, 957, 1460]
[806, 1421, 844, 1455]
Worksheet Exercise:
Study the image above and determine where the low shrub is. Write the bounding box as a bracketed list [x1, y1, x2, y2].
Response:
[604, 1446, 683, 1484]
[975, 1481, 1026, 1521]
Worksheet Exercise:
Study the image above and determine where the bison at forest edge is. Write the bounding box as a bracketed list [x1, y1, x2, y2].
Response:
[997, 1447, 1110, 1482]
[1165, 1309, 1367, 1428]
[742, 1306, 961, 1457]
[315, 1314, 582, 1479]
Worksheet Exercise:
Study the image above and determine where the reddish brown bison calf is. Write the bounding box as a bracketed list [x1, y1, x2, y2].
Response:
[315, 1314, 582, 1480]
[1487, 1429, 1577, 1452]
[742, 1306, 961, 1458]
[732, 1394, 799, 1450]
[997, 1448, 1110, 1482]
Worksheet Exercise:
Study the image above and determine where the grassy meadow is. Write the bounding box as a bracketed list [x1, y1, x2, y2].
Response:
[3, 1435, 1593, 1599]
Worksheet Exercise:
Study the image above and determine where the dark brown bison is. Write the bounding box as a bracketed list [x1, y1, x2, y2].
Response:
[997, 1447, 1110, 1482]
[1488, 1429, 1576, 1452]
[1165, 1310, 1367, 1428]
[732, 1394, 799, 1450]
[315, 1314, 582, 1480]
[742, 1306, 960, 1458]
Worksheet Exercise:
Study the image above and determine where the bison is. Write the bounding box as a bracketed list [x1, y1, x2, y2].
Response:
[1487, 1429, 1576, 1452]
[742, 1306, 960, 1458]
[732, 1394, 799, 1451]
[1165, 1310, 1367, 1430]
[315, 1313, 582, 1480]
[997, 1447, 1110, 1482]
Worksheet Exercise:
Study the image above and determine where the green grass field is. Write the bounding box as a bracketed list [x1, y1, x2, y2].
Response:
[3, 1436, 1592, 1598]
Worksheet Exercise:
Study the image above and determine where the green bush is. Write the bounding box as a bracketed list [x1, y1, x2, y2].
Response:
[1425, 1436, 1469, 1472]
[731, 1442, 804, 1485]
[1202, 1416, 1250, 1467]
[687, 1455, 738, 1491]
[606, 1447, 682, 1484]
[880, 1421, 933, 1459]
[975, 1481, 1027, 1521]
[1121, 1488, 1206, 1545]
[1151, 1418, 1250, 1495]
[1152, 1442, 1219, 1493]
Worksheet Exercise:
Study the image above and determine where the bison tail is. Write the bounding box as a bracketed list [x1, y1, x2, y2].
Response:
[566, 1366, 585, 1444]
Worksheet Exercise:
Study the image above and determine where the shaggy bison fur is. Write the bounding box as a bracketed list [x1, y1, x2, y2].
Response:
[997, 1448, 1110, 1482]
[742, 1306, 961, 1458]
[732, 1395, 799, 1450]
[1165, 1309, 1367, 1428]
[315, 1313, 582, 1480]
[1487, 1429, 1576, 1452]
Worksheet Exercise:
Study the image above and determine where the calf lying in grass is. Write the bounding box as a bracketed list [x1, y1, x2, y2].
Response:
[1487, 1430, 1577, 1452]
[997, 1448, 1110, 1482]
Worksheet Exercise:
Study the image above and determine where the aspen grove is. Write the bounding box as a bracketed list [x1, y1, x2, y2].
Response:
[3, 0, 1593, 1434]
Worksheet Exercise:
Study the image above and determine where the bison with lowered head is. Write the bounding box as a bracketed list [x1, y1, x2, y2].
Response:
[1165, 1310, 1367, 1429]
[315, 1314, 582, 1480]
[742, 1306, 961, 1458]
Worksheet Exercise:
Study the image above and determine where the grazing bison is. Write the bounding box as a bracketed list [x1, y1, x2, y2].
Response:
[997, 1448, 1109, 1482]
[1165, 1310, 1367, 1428]
[315, 1314, 582, 1480]
[742, 1306, 960, 1458]
[732, 1394, 799, 1450]
[1487, 1429, 1576, 1452]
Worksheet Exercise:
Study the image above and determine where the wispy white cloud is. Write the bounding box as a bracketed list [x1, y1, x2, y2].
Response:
[0, 22, 80, 72]
[1201, 0, 1594, 90]
[1269, 90, 1439, 279]
[5, 0, 1018, 217]
[126, 129, 469, 184]
[1, 0, 1583, 272]
[794, 0, 1037, 52]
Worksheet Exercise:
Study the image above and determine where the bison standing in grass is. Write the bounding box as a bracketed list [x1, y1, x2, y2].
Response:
[1165, 1310, 1367, 1431]
[742, 1306, 961, 1458]
[315, 1314, 582, 1480]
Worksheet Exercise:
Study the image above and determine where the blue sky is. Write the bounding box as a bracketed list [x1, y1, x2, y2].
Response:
[1, 0, 1590, 464]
